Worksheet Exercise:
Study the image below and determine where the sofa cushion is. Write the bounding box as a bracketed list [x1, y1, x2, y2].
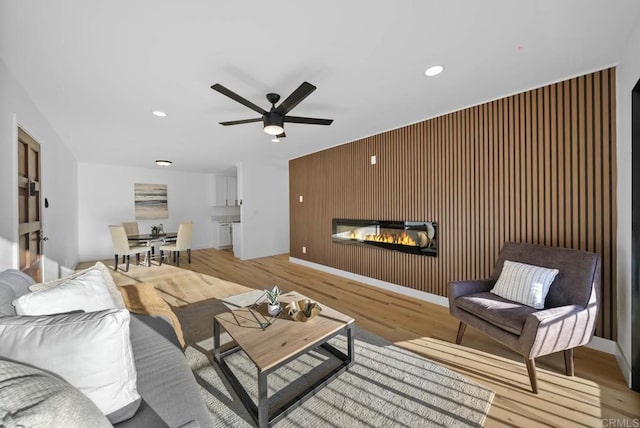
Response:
[115, 314, 211, 427]
[0, 359, 112, 428]
[491, 260, 559, 309]
[0, 269, 35, 316]
[455, 292, 538, 335]
[0, 309, 141, 423]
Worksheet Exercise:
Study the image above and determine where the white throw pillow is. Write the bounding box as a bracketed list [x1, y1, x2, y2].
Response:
[29, 261, 125, 309]
[491, 260, 560, 309]
[0, 309, 140, 423]
[13, 269, 118, 315]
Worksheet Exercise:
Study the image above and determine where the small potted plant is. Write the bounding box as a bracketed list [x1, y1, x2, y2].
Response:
[264, 285, 282, 316]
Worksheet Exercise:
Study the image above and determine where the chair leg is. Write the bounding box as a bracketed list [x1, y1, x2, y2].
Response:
[114, 255, 118, 272]
[136, 253, 140, 265]
[146, 250, 151, 267]
[125, 255, 130, 272]
[176, 251, 180, 267]
[455, 322, 467, 345]
[188, 249, 191, 264]
[159, 250, 163, 266]
[564, 348, 574, 376]
[525, 358, 539, 394]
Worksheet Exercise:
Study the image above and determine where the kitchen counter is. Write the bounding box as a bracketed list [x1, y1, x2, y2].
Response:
[212, 215, 241, 223]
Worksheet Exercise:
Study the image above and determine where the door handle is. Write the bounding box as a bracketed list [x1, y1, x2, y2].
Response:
[27, 179, 37, 196]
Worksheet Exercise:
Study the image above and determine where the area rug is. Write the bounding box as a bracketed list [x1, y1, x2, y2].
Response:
[181, 292, 495, 427]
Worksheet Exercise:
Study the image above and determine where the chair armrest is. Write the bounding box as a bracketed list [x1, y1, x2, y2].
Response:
[447, 279, 495, 315]
[527, 305, 583, 323]
[520, 304, 593, 358]
[447, 279, 495, 300]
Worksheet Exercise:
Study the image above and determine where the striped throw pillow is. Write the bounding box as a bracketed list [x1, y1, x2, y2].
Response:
[491, 260, 559, 309]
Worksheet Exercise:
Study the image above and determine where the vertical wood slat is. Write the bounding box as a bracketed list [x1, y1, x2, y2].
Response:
[289, 68, 617, 340]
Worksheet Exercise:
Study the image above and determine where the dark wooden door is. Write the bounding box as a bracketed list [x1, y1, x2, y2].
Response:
[18, 128, 43, 282]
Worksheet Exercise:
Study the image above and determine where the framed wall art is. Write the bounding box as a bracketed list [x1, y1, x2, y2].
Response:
[134, 183, 168, 220]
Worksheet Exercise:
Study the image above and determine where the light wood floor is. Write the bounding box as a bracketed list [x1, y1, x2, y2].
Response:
[82, 249, 640, 427]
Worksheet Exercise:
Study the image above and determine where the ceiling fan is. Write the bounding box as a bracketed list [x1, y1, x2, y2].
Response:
[210, 81, 333, 138]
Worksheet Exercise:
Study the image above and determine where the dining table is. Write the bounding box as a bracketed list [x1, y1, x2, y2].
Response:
[127, 233, 177, 262]
[127, 232, 177, 245]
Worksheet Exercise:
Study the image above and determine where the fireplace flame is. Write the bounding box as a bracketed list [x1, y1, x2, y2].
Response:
[349, 231, 418, 246]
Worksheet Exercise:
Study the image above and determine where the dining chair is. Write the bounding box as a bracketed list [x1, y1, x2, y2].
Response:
[121, 221, 140, 237]
[109, 225, 151, 272]
[120, 221, 142, 263]
[159, 222, 194, 267]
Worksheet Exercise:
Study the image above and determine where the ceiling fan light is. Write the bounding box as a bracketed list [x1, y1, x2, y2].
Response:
[263, 111, 284, 135]
[155, 160, 172, 167]
[264, 124, 284, 135]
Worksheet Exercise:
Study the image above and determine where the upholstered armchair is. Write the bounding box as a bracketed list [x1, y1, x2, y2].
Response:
[448, 242, 601, 393]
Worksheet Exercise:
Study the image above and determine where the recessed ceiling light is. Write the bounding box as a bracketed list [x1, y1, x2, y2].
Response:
[155, 160, 172, 167]
[152, 111, 167, 117]
[272, 137, 280, 143]
[425, 65, 444, 77]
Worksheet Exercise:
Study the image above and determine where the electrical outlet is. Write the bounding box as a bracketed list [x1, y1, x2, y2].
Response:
[302, 246, 306, 254]
[370, 155, 377, 165]
[299, 195, 303, 202]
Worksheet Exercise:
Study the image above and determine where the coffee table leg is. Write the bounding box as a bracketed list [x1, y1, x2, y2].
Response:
[213, 318, 221, 364]
[347, 323, 355, 366]
[258, 370, 268, 428]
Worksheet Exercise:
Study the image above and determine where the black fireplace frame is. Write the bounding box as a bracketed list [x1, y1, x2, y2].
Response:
[331, 219, 438, 257]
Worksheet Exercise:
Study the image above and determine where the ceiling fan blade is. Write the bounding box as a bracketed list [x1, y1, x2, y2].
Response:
[284, 115, 333, 125]
[211, 84, 266, 115]
[219, 118, 263, 126]
[275, 82, 316, 115]
[276, 131, 286, 138]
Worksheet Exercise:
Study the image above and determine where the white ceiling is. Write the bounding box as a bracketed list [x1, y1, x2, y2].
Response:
[2, 1, 639, 174]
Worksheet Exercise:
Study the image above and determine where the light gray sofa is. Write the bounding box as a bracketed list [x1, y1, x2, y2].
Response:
[0, 269, 211, 427]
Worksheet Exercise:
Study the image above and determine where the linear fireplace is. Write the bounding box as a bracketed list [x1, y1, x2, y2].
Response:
[332, 219, 438, 256]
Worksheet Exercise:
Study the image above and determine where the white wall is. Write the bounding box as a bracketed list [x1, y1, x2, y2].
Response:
[78, 163, 214, 262]
[237, 161, 289, 260]
[615, 20, 640, 386]
[0, 59, 79, 279]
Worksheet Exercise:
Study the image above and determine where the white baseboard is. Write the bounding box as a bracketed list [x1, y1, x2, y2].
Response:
[586, 335, 617, 354]
[615, 343, 632, 387]
[289, 257, 449, 307]
[289, 256, 617, 355]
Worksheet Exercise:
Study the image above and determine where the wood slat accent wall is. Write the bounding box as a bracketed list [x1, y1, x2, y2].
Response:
[289, 68, 617, 339]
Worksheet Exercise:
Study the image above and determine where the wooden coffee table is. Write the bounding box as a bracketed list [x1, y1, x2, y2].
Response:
[213, 291, 355, 428]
